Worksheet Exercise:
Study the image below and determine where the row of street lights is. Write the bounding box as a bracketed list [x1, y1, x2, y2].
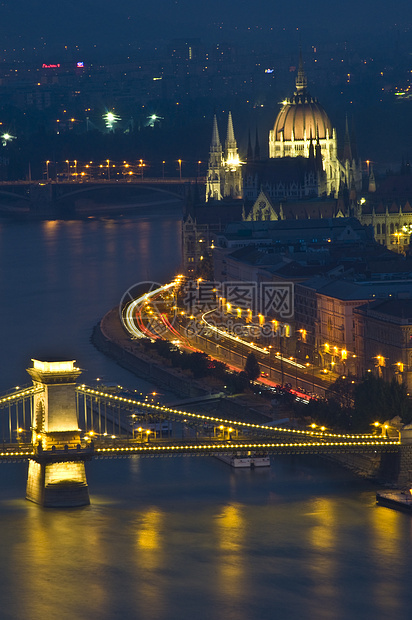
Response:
[44, 158, 203, 180]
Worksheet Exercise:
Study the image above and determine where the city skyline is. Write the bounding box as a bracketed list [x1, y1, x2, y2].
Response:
[0, 0, 411, 53]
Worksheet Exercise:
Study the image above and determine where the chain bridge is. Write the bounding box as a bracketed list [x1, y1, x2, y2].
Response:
[0, 359, 405, 507]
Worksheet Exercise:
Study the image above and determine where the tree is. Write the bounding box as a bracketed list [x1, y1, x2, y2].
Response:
[325, 375, 356, 409]
[188, 352, 210, 378]
[244, 352, 260, 382]
[353, 375, 412, 431]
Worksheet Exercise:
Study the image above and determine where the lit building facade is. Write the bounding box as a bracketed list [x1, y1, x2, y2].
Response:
[206, 53, 362, 203]
[205, 112, 242, 201]
[354, 299, 412, 390]
[268, 54, 362, 198]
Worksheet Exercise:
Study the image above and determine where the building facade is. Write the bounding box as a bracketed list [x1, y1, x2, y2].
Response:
[354, 299, 412, 391]
[205, 53, 362, 203]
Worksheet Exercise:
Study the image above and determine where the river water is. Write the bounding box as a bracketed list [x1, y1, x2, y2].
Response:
[1, 205, 412, 620]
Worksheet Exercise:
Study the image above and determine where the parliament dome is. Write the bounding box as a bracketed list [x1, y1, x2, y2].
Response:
[273, 94, 333, 142]
[272, 53, 333, 142]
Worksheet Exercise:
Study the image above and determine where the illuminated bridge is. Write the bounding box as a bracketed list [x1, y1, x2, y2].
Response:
[0, 178, 200, 216]
[0, 381, 401, 461]
[0, 358, 403, 509]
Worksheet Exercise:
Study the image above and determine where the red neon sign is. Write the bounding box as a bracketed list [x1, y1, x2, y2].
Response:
[42, 63, 61, 69]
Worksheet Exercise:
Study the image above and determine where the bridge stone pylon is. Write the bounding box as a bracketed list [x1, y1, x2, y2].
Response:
[25, 359, 91, 507]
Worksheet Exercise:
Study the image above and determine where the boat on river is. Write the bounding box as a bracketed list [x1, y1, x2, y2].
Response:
[214, 453, 270, 468]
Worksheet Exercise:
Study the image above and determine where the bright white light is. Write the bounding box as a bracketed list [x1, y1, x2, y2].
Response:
[1, 132, 15, 146]
[147, 113, 163, 127]
[103, 111, 120, 131]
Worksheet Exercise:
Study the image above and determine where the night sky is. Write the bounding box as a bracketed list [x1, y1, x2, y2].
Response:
[1, 0, 411, 52]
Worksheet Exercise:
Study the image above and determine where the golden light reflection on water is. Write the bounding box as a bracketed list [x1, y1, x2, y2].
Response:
[15, 503, 108, 619]
[135, 508, 165, 619]
[42, 220, 60, 286]
[215, 503, 246, 620]
[371, 505, 403, 615]
[307, 498, 339, 616]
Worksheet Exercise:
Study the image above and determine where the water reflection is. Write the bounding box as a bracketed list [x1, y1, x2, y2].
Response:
[135, 508, 165, 619]
[15, 504, 108, 620]
[307, 498, 339, 618]
[215, 503, 246, 620]
[371, 505, 403, 616]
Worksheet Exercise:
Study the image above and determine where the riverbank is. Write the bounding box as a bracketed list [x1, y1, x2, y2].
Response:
[92, 308, 278, 423]
[92, 307, 403, 485]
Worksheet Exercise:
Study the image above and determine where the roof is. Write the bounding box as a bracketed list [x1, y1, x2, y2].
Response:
[244, 157, 319, 183]
[376, 174, 412, 197]
[185, 202, 243, 225]
[301, 277, 412, 301]
[273, 93, 333, 141]
[225, 217, 368, 236]
[355, 298, 412, 321]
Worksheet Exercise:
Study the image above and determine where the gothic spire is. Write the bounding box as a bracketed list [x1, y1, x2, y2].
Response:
[315, 126, 323, 169]
[211, 114, 221, 150]
[368, 164, 376, 193]
[247, 129, 253, 162]
[295, 49, 308, 93]
[225, 111, 237, 151]
[308, 129, 315, 161]
[342, 114, 352, 162]
[350, 118, 358, 161]
[254, 127, 260, 161]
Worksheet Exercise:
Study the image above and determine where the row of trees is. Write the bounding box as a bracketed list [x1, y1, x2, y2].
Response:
[141, 339, 261, 393]
[301, 374, 412, 432]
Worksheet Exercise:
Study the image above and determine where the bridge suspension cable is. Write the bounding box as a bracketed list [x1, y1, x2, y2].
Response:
[76, 385, 394, 443]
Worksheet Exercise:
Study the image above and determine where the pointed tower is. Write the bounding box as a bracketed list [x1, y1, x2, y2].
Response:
[295, 49, 308, 94]
[223, 111, 243, 199]
[342, 115, 353, 163]
[206, 114, 223, 201]
[254, 127, 261, 161]
[308, 130, 315, 164]
[368, 164, 376, 193]
[225, 111, 238, 164]
[350, 118, 359, 161]
[315, 127, 323, 170]
[247, 129, 253, 162]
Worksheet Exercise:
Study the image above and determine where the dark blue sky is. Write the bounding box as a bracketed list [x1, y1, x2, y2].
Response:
[1, 0, 411, 52]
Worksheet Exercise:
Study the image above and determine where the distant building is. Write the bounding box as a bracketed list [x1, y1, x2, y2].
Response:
[243, 188, 345, 221]
[205, 112, 242, 201]
[182, 201, 243, 277]
[358, 169, 412, 252]
[299, 278, 412, 375]
[206, 52, 362, 203]
[354, 299, 412, 391]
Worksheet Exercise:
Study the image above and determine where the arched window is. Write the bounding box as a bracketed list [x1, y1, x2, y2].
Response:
[390, 223, 394, 234]
[382, 224, 386, 234]
[377, 224, 381, 235]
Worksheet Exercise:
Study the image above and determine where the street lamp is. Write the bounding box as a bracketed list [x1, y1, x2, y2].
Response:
[162, 160, 165, 178]
[178, 159, 182, 180]
[66, 160, 70, 179]
[46, 160, 50, 181]
[107, 159, 110, 180]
